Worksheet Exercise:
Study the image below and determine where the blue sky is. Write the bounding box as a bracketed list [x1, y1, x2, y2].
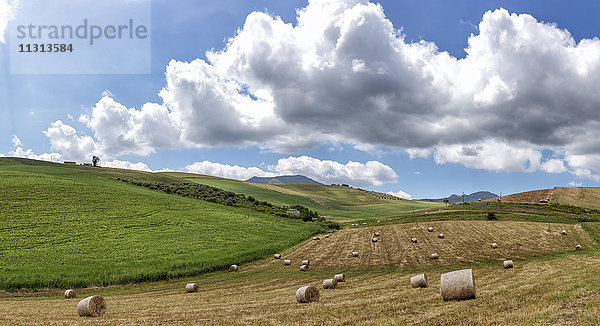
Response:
[2, 0, 600, 199]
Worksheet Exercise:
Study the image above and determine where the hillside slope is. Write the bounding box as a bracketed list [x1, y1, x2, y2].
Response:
[553, 187, 600, 210]
[161, 172, 442, 220]
[0, 158, 323, 289]
[246, 175, 322, 185]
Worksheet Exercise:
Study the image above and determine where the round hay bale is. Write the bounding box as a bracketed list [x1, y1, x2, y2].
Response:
[325, 234, 329, 238]
[576, 244, 582, 250]
[375, 232, 380, 236]
[372, 237, 378, 243]
[64, 289, 76, 299]
[411, 238, 418, 243]
[323, 278, 337, 289]
[296, 285, 319, 303]
[229, 264, 238, 272]
[301, 259, 310, 266]
[503, 260, 514, 268]
[185, 283, 198, 293]
[438, 233, 444, 239]
[77, 295, 107, 317]
[313, 237, 320, 240]
[430, 253, 439, 259]
[491, 243, 498, 248]
[428, 227, 434, 232]
[440, 269, 476, 301]
[352, 251, 359, 257]
[410, 273, 428, 288]
[284, 259, 291, 265]
[300, 264, 309, 271]
[274, 254, 281, 259]
[561, 230, 567, 235]
[333, 273, 346, 282]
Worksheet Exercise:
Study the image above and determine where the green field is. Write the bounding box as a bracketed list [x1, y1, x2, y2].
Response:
[163, 172, 442, 220]
[0, 158, 324, 290]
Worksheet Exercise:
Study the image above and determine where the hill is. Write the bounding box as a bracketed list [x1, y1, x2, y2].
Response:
[420, 191, 498, 203]
[0, 157, 324, 289]
[160, 172, 443, 220]
[552, 187, 600, 210]
[246, 175, 323, 185]
[484, 188, 554, 204]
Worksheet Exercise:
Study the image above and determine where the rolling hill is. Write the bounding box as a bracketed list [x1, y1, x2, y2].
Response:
[0, 157, 324, 289]
[161, 172, 443, 220]
[484, 187, 600, 210]
[246, 175, 322, 185]
[420, 191, 498, 203]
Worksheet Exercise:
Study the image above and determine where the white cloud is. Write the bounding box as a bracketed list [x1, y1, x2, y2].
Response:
[0, 0, 18, 43]
[387, 190, 412, 200]
[102, 159, 152, 172]
[43, 120, 99, 162]
[185, 156, 397, 186]
[272, 156, 397, 186]
[185, 161, 275, 181]
[38, 2, 600, 180]
[11, 135, 22, 147]
[567, 181, 582, 187]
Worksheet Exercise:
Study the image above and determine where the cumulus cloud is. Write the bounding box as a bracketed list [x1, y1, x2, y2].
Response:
[43, 120, 99, 162]
[272, 156, 397, 186]
[185, 161, 275, 181]
[387, 190, 412, 200]
[185, 156, 397, 186]
[102, 159, 152, 172]
[0, 0, 18, 43]
[41, 1, 600, 179]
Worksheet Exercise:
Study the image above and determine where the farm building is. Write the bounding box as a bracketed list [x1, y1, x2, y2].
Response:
[287, 208, 300, 216]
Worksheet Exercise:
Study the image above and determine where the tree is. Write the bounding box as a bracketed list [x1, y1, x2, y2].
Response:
[92, 156, 100, 167]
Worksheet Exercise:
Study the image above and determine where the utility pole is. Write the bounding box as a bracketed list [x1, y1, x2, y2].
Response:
[462, 192, 465, 205]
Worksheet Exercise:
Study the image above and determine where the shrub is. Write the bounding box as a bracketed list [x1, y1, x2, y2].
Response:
[487, 212, 498, 220]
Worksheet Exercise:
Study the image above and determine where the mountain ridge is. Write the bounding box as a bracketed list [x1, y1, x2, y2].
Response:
[419, 191, 498, 203]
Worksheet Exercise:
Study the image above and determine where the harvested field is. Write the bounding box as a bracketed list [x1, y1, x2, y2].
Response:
[2, 252, 600, 325]
[268, 221, 592, 271]
[553, 187, 600, 211]
[485, 188, 554, 204]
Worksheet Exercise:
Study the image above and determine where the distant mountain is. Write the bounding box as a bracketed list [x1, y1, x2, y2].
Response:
[419, 191, 498, 203]
[246, 175, 323, 185]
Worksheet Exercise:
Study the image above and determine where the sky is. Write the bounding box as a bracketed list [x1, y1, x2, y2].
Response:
[1, 0, 600, 199]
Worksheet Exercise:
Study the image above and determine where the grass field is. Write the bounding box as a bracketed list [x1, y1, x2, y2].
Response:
[0, 221, 597, 325]
[0, 158, 324, 289]
[163, 172, 443, 220]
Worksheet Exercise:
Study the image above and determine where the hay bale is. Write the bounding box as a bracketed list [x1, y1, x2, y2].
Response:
[325, 234, 329, 238]
[229, 264, 238, 272]
[576, 244, 582, 250]
[438, 233, 444, 239]
[300, 264, 309, 271]
[185, 283, 198, 293]
[64, 289, 76, 299]
[503, 260, 514, 268]
[561, 230, 567, 235]
[284, 259, 291, 265]
[352, 251, 359, 257]
[375, 232, 380, 236]
[296, 285, 319, 303]
[301, 259, 310, 266]
[333, 273, 346, 282]
[410, 274, 428, 288]
[440, 269, 476, 301]
[313, 237, 320, 240]
[274, 254, 281, 259]
[372, 238, 378, 243]
[428, 227, 434, 232]
[323, 278, 337, 289]
[430, 253, 439, 259]
[411, 238, 417, 243]
[491, 243, 498, 248]
[77, 295, 107, 317]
